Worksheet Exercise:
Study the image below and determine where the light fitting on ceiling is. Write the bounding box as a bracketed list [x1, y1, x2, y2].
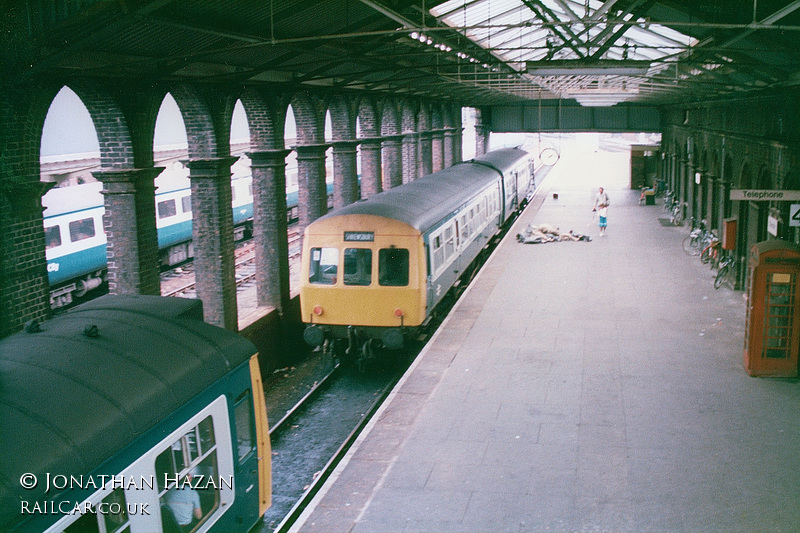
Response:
[527, 60, 651, 76]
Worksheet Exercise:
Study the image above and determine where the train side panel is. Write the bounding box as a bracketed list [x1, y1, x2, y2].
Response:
[425, 180, 504, 311]
[38, 362, 268, 533]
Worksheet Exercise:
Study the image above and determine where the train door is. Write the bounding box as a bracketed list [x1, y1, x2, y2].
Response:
[232, 388, 261, 519]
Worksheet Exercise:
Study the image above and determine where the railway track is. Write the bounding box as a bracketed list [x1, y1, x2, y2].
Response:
[161, 230, 301, 297]
[260, 361, 403, 533]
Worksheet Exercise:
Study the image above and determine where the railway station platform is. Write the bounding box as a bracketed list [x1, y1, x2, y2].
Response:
[291, 146, 800, 532]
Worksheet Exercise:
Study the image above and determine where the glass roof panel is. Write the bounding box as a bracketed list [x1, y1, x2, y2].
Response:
[429, 0, 699, 106]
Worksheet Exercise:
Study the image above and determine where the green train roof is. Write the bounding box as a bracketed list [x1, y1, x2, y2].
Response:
[0, 295, 256, 528]
[310, 148, 529, 234]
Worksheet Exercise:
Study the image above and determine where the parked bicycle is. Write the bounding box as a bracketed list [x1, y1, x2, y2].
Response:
[663, 190, 675, 212]
[682, 219, 706, 256]
[700, 235, 721, 267]
[714, 254, 735, 289]
[670, 201, 684, 226]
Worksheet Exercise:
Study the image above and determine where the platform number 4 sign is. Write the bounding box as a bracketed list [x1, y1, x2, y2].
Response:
[791, 204, 800, 227]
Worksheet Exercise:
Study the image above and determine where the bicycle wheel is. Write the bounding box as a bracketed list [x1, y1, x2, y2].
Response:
[714, 263, 729, 289]
[672, 208, 683, 226]
[700, 245, 712, 263]
[683, 235, 700, 256]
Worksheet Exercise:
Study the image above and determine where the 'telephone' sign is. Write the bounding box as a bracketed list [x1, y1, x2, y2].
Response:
[730, 189, 800, 201]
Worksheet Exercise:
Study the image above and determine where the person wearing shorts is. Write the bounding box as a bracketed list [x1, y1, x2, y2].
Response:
[593, 187, 609, 236]
[598, 205, 608, 235]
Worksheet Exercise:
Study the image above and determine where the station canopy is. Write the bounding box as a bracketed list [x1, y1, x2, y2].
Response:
[3, 0, 800, 107]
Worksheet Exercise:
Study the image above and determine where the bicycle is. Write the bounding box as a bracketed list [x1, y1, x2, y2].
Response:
[700, 236, 721, 267]
[670, 201, 684, 226]
[682, 219, 706, 256]
[663, 190, 675, 212]
[714, 255, 735, 289]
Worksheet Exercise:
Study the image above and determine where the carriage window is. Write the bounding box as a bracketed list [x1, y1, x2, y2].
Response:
[234, 391, 255, 461]
[102, 488, 130, 533]
[444, 226, 455, 259]
[182, 195, 192, 213]
[69, 218, 96, 242]
[309, 247, 338, 285]
[379, 248, 409, 286]
[64, 511, 100, 533]
[158, 199, 177, 219]
[45, 226, 62, 249]
[157, 415, 220, 532]
[344, 248, 372, 286]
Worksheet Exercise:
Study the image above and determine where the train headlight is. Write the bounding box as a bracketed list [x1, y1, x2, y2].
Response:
[313, 305, 324, 316]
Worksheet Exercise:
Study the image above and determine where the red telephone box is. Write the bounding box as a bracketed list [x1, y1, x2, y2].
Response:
[744, 240, 800, 377]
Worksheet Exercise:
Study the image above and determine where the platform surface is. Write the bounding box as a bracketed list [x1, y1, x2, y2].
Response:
[291, 142, 800, 532]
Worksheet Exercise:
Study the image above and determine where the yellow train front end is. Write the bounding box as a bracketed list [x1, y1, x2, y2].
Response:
[300, 214, 427, 355]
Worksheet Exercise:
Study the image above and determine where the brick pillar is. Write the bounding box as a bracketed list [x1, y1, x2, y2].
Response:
[475, 124, 490, 157]
[360, 137, 383, 198]
[443, 128, 457, 168]
[419, 131, 433, 177]
[331, 140, 360, 208]
[382, 134, 403, 190]
[186, 157, 238, 331]
[93, 168, 163, 297]
[431, 129, 445, 172]
[402, 132, 418, 183]
[295, 144, 330, 234]
[249, 150, 292, 312]
[0, 179, 53, 338]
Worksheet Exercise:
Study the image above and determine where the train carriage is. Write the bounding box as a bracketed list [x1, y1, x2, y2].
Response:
[0, 295, 271, 533]
[300, 148, 533, 364]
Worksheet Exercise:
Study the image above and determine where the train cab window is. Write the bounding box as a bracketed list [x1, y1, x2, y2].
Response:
[234, 390, 255, 461]
[156, 415, 220, 532]
[45, 225, 62, 249]
[69, 218, 96, 242]
[309, 247, 338, 285]
[343, 248, 372, 286]
[182, 195, 192, 213]
[379, 248, 409, 286]
[158, 199, 178, 219]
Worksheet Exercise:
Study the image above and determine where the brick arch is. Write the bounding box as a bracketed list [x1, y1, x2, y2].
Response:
[380, 99, 400, 136]
[739, 160, 753, 188]
[710, 150, 720, 177]
[5, 85, 60, 181]
[430, 105, 443, 130]
[329, 95, 357, 141]
[69, 82, 137, 169]
[401, 101, 418, 133]
[356, 97, 379, 138]
[170, 85, 224, 158]
[417, 104, 431, 132]
[289, 92, 325, 144]
[238, 89, 288, 150]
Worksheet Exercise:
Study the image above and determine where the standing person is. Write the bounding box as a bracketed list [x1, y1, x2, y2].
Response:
[593, 187, 610, 236]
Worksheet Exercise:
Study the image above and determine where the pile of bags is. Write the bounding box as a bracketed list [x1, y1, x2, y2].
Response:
[516, 223, 592, 244]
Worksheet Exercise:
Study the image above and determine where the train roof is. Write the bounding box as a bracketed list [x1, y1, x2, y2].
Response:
[310, 147, 529, 234]
[0, 295, 257, 526]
